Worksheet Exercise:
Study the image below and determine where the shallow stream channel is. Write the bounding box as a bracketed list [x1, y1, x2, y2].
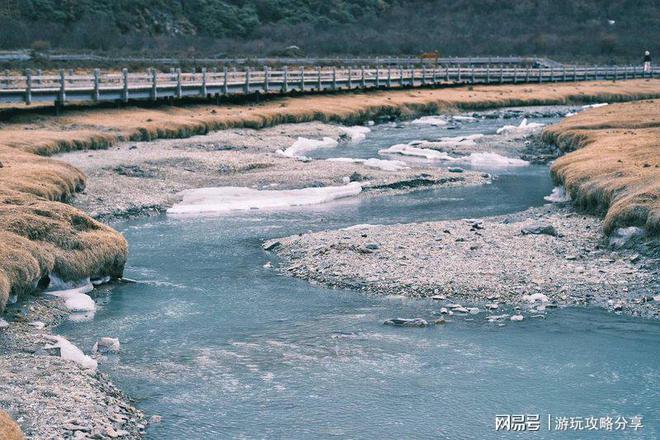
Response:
[59, 107, 659, 438]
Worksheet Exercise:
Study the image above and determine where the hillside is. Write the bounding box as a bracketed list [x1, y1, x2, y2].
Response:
[1, 1, 659, 61]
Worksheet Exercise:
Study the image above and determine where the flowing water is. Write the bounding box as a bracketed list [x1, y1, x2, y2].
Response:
[58, 110, 660, 439]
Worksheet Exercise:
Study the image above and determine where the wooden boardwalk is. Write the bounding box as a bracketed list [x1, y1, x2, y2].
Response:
[0, 65, 656, 106]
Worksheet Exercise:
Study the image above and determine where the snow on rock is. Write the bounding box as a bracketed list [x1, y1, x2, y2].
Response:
[327, 157, 409, 171]
[168, 183, 363, 215]
[544, 186, 572, 203]
[341, 223, 380, 231]
[44, 335, 98, 371]
[379, 144, 455, 160]
[510, 314, 524, 321]
[277, 136, 338, 159]
[582, 103, 609, 109]
[410, 116, 448, 126]
[496, 118, 545, 136]
[45, 275, 96, 313]
[339, 126, 371, 143]
[93, 337, 120, 354]
[0, 318, 9, 329]
[522, 293, 549, 303]
[609, 226, 645, 249]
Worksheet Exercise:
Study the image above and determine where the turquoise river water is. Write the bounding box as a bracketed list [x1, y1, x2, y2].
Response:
[59, 110, 659, 439]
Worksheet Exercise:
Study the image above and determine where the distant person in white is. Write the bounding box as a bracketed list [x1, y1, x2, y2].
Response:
[643, 51, 652, 73]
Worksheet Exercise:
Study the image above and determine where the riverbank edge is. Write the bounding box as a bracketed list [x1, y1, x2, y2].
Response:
[1, 81, 659, 438]
[543, 99, 659, 235]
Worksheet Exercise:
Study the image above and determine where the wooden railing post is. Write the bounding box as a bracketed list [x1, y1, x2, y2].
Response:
[57, 69, 66, 110]
[122, 68, 129, 102]
[90, 68, 101, 102]
[613, 65, 618, 81]
[25, 68, 32, 105]
[223, 66, 229, 95]
[538, 67, 543, 83]
[150, 68, 157, 101]
[201, 67, 207, 96]
[471, 66, 475, 83]
[387, 66, 392, 87]
[486, 64, 490, 83]
[176, 68, 182, 98]
[375, 66, 380, 88]
[300, 66, 305, 91]
[445, 65, 449, 82]
[317, 66, 322, 91]
[244, 67, 250, 94]
[573, 65, 577, 81]
[457, 64, 462, 82]
[513, 66, 518, 83]
[399, 66, 404, 87]
[264, 66, 269, 93]
[282, 66, 288, 93]
[562, 66, 566, 82]
[332, 67, 337, 91]
[348, 66, 352, 89]
[525, 66, 530, 83]
[421, 64, 426, 85]
[361, 66, 366, 88]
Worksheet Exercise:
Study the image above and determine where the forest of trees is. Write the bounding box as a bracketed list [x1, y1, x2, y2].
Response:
[0, 0, 658, 61]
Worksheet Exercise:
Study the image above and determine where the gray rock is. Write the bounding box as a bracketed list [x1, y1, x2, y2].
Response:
[383, 318, 429, 327]
[365, 243, 380, 250]
[262, 240, 281, 251]
[521, 223, 557, 236]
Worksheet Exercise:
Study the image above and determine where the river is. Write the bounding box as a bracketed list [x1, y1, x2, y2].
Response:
[58, 109, 660, 438]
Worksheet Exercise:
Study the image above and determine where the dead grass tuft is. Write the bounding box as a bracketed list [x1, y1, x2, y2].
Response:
[545, 100, 660, 235]
[0, 411, 24, 440]
[1, 80, 659, 310]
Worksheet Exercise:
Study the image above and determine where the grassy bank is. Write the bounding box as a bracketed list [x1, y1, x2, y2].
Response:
[1, 79, 659, 311]
[544, 99, 659, 235]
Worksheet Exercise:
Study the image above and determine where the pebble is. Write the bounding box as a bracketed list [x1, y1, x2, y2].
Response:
[510, 314, 524, 321]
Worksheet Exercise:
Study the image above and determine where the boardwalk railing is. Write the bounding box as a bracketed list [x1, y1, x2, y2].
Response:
[0, 65, 656, 106]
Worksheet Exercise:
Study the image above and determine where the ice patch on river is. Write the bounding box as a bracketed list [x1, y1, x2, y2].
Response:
[379, 144, 454, 160]
[327, 157, 409, 171]
[339, 126, 371, 143]
[168, 183, 363, 215]
[410, 116, 449, 126]
[45, 275, 96, 321]
[379, 144, 528, 168]
[277, 136, 339, 159]
[496, 118, 545, 136]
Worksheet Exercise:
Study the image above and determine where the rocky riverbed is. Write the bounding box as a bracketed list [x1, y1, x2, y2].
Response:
[265, 203, 660, 319]
[57, 121, 490, 220]
[0, 294, 146, 439]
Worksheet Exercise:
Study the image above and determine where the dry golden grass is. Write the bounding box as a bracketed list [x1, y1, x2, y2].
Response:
[1, 79, 659, 311]
[0, 411, 24, 440]
[544, 99, 660, 235]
